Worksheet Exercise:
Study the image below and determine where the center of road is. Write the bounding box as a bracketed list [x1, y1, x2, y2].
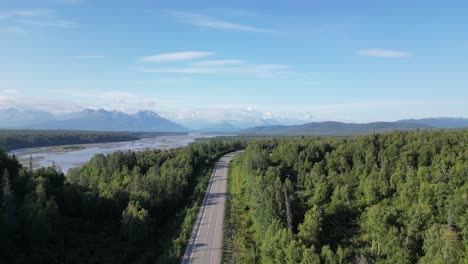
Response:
[181, 151, 242, 264]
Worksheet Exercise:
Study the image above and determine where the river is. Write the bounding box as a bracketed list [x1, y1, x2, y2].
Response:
[11, 134, 219, 174]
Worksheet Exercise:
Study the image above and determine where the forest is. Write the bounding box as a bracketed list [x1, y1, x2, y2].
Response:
[0, 138, 244, 263]
[223, 130, 467, 263]
[0, 130, 146, 151]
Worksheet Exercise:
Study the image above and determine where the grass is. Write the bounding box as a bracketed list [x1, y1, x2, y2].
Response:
[59, 145, 87, 151]
[222, 155, 258, 264]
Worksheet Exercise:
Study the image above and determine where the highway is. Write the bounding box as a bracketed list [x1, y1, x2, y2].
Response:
[181, 151, 242, 264]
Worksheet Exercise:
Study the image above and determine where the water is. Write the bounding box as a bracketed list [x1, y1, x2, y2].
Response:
[11, 134, 217, 174]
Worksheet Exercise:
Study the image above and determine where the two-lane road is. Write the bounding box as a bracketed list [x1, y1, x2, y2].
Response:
[182, 151, 242, 264]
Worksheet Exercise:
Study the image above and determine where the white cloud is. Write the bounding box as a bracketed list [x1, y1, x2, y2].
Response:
[167, 11, 272, 33]
[47, 89, 166, 113]
[0, 95, 13, 106]
[357, 48, 412, 58]
[0, 9, 53, 20]
[139, 51, 214, 63]
[266, 98, 468, 117]
[138, 63, 292, 77]
[2, 89, 20, 95]
[191, 60, 244, 66]
[0, 8, 76, 33]
[210, 8, 266, 19]
[3, 88, 467, 126]
[21, 19, 77, 28]
[160, 106, 273, 127]
[262, 112, 273, 119]
[0, 94, 82, 113]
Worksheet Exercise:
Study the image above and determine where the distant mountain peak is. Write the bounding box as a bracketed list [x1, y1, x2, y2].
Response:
[80, 108, 97, 114]
[4, 107, 19, 112]
[196, 121, 240, 133]
[133, 110, 161, 118]
[397, 117, 468, 129]
[0, 108, 187, 132]
[241, 120, 434, 136]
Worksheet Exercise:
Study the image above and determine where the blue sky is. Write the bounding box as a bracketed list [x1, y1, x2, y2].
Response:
[0, 0, 467, 126]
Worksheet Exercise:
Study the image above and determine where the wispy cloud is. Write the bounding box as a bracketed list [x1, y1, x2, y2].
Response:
[167, 11, 272, 33]
[137, 51, 292, 77]
[21, 19, 77, 28]
[161, 105, 273, 126]
[357, 48, 412, 58]
[191, 60, 244, 66]
[272, 98, 468, 114]
[209, 8, 267, 19]
[0, 8, 76, 33]
[0, 93, 82, 113]
[75, 55, 106, 59]
[138, 63, 291, 77]
[139, 51, 214, 63]
[0, 8, 53, 20]
[0, 95, 14, 105]
[48, 89, 161, 112]
[2, 89, 20, 95]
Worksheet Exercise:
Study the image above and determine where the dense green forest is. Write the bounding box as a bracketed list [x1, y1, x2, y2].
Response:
[0, 139, 243, 263]
[0, 130, 144, 151]
[224, 130, 467, 263]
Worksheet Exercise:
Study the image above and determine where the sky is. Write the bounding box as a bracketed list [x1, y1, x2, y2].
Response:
[0, 0, 467, 127]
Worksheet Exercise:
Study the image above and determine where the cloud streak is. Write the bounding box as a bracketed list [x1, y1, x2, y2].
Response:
[357, 48, 412, 58]
[138, 63, 291, 77]
[167, 11, 272, 33]
[137, 51, 293, 77]
[139, 51, 214, 63]
[47, 89, 162, 113]
[0, 8, 53, 20]
[2, 89, 20, 95]
[0, 8, 76, 33]
[191, 60, 244, 66]
[21, 19, 77, 28]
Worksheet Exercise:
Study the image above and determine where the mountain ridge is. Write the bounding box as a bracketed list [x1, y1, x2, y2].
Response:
[397, 117, 468, 128]
[241, 120, 434, 136]
[0, 108, 187, 132]
[1, 108, 466, 133]
[194, 121, 241, 133]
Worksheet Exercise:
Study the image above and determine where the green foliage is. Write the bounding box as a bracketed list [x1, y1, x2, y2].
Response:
[121, 200, 150, 243]
[301, 246, 320, 264]
[419, 224, 464, 264]
[0, 130, 143, 151]
[0, 138, 244, 263]
[298, 205, 322, 247]
[226, 130, 468, 263]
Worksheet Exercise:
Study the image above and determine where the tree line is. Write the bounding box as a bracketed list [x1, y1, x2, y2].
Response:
[0, 130, 145, 151]
[224, 130, 467, 263]
[0, 138, 244, 263]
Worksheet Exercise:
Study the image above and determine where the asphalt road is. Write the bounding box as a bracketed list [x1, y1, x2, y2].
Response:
[182, 151, 242, 264]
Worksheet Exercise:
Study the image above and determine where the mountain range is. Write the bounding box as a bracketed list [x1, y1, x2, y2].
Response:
[195, 122, 241, 133]
[0, 108, 55, 128]
[0, 108, 186, 132]
[241, 121, 433, 136]
[397, 117, 468, 128]
[0, 108, 466, 134]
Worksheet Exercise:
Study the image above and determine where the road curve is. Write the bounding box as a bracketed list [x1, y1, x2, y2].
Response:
[182, 151, 242, 264]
